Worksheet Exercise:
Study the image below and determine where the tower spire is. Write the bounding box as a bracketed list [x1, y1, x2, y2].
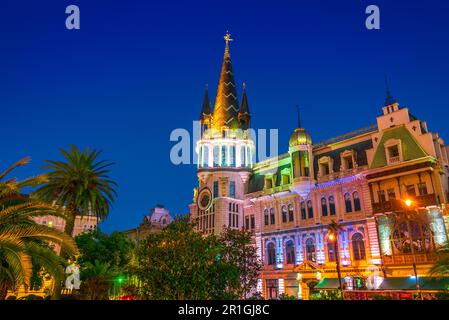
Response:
[384, 75, 397, 106]
[238, 82, 251, 129]
[199, 84, 211, 120]
[212, 32, 239, 130]
[296, 105, 302, 128]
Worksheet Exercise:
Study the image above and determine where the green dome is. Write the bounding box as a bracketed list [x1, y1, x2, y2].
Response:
[289, 128, 312, 148]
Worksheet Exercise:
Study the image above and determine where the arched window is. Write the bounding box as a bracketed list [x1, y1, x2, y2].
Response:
[353, 192, 361, 211]
[344, 193, 352, 213]
[281, 206, 287, 223]
[307, 200, 313, 219]
[305, 238, 316, 262]
[300, 202, 307, 220]
[392, 220, 432, 253]
[288, 204, 294, 222]
[285, 240, 295, 264]
[321, 197, 328, 217]
[270, 208, 275, 225]
[352, 233, 366, 261]
[328, 240, 336, 262]
[264, 209, 269, 226]
[329, 196, 336, 215]
[267, 242, 276, 265]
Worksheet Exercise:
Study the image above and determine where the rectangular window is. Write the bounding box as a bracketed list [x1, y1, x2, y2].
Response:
[230, 145, 235, 167]
[387, 188, 396, 200]
[230, 181, 235, 198]
[221, 182, 226, 197]
[213, 181, 219, 198]
[406, 185, 416, 197]
[344, 156, 354, 170]
[245, 216, 250, 230]
[251, 215, 255, 229]
[265, 177, 273, 189]
[221, 145, 227, 167]
[378, 190, 386, 202]
[418, 182, 428, 196]
[213, 146, 220, 167]
[388, 145, 400, 157]
[266, 279, 279, 300]
[320, 163, 330, 176]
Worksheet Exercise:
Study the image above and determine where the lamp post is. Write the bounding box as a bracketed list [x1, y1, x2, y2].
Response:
[328, 220, 345, 300]
[404, 198, 423, 300]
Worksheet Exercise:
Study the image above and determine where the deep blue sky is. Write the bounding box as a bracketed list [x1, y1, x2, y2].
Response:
[2, 0, 449, 233]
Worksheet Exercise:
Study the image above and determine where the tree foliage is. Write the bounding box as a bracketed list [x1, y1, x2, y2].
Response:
[429, 245, 449, 277]
[75, 229, 133, 270]
[133, 217, 261, 300]
[0, 157, 78, 299]
[34, 145, 117, 236]
[218, 227, 263, 299]
[75, 229, 134, 299]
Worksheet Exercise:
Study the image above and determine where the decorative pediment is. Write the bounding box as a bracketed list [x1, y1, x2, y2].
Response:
[294, 260, 321, 272]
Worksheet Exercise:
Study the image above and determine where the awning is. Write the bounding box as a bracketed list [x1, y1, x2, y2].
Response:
[314, 278, 340, 289]
[315, 277, 449, 291]
[379, 277, 449, 291]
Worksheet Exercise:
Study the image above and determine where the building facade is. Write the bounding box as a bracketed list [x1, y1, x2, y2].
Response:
[123, 204, 174, 243]
[190, 34, 449, 299]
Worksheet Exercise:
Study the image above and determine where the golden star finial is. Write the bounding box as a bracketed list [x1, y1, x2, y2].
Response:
[224, 32, 233, 46]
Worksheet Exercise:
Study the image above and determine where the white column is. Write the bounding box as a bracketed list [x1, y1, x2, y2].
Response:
[208, 143, 213, 167]
[236, 142, 242, 167]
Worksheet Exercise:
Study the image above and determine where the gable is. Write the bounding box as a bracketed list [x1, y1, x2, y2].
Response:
[370, 126, 427, 169]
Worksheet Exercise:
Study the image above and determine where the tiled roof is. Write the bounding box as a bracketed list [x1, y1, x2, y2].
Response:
[313, 124, 378, 149]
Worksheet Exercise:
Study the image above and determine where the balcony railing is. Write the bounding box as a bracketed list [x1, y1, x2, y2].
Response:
[383, 253, 437, 265]
[372, 193, 438, 214]
[387, 156, 401, 165]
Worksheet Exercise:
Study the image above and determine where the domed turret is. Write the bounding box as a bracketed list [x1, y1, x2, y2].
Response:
[289, 128, 312, 148]
[288, 106, 315, 198]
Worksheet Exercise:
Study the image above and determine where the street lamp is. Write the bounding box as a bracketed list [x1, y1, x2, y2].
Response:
[402, 198, 422, 300]
[327, 228, 343, 299]
[404, 198, 413, 207]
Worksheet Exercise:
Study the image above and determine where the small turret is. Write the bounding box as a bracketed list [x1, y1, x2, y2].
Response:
[199, 85, 212, 131]
[238, 83, 251, 130]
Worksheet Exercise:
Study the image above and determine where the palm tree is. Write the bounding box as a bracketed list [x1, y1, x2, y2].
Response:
[81, 260, 118, 300]
[34, 145, 117, 236]
[0, 157, 79, 299]
[429, 245, 449, 277]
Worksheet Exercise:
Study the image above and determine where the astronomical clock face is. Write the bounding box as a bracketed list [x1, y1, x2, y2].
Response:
[197, 187, 212, 211]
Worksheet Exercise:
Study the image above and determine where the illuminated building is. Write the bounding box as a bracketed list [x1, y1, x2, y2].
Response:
[190, 34, 449, 299]
[123, 204, 174, 243]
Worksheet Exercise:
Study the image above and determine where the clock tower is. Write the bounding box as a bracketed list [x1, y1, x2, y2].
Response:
[189, 33, 254, 235]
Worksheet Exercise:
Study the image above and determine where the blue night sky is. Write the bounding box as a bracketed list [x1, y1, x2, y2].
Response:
[2, 0, 449, 233]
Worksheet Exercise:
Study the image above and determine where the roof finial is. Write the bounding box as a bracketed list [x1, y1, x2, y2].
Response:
[224, 31, 233, 46]
[384, 74, 391, 96]
[224, 31, 233, 57]
[296, 104, 302, 128]
[383, 74, 397, 106]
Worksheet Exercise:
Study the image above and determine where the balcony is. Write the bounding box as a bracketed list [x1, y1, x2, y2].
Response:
[387, 155, 401, 165]
[383, 253, 437, 265]
[372, 193, 438, 214]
